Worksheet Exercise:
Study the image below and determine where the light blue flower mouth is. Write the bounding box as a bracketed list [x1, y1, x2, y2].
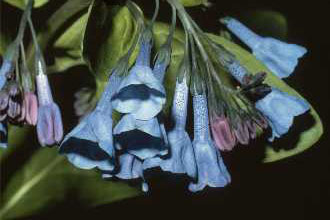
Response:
[60, 111, 115, 171]
[222, 17, 307, 79]
[255, 88, 310, 141]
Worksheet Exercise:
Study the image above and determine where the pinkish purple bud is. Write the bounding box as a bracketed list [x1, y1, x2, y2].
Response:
[35, 69, 63, 146]
[211, 115, 236, 151]
[24, 92, 38, 125]
[37, 103, 63, 147]
[234, 120, 250, 145]
[246, 120, 257, 139]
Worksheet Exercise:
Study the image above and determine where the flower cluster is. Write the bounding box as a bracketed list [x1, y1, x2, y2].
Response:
[0, 0, 63, 148]
[1, 0, 311, 193]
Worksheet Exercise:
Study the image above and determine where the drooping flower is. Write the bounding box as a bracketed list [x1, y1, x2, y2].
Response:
[188, 93, 231, 192]
[35, 61, 63, 147]
[60, 74, 121, 171]
[211, 115, 236, 151]
[111, 37, 166, 121]
[144, 76, 196, 177]
[255, 88, 310, 141]
[221, 17, 307, 79]
[0, 122, 8, 149]
[113, 114, 168, 160]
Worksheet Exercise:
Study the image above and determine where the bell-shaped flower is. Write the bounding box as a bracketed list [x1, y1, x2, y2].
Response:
[145, 76, 196, 178]
[221, 17, 307, 78]
[111, 39, 166, 120]
[112, 65, 166, 121]
[255, 88, 310, 141]
[114, 114, 168, 160]
[211, 115, 236, 151]
[35, 68, 63, 147]
[60, 74, 121, 171]
[188, 94, 231, 192]
[0, 122, 8, 149]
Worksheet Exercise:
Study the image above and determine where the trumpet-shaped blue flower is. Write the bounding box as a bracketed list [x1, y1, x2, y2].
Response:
[60, 74, 121, 171]
[144, 76, 196, 178]
[111, 40, 166, 120]
[0, 122, 8, 149]
[188, 94, 231, 192]
[255, 88, 310, 141]
[114, 114, 168, 160]
[222, 17, 307, 79]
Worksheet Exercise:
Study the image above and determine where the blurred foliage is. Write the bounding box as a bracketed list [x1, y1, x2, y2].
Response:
[3, 0, 49, 9]
[0, 0, 324, 219]
[179, 0, 210, 7]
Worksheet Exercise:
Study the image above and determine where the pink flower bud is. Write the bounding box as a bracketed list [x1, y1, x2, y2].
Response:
[24, 92, 38, 125]
[234, 120, 250, 145]
[211, 115, 236, 151]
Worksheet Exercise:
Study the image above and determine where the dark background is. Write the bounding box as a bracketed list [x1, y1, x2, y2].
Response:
[1, 0, 329, 219]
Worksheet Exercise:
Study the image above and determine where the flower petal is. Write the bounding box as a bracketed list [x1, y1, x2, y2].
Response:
[255, 88, 310, 141]
[60, 116, 114, 171]
[112, 65, 166, 120]
[114, 114, 168, 160]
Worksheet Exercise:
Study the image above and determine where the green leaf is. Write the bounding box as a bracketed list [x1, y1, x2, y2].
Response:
[82, 1, 139, 81]
[179, 0, 210, 7]
[48, 12, 89, 73]
[25, 0, 92, 70]
[207, 34, 323, 163]
[3, 0, 49, 9]
[0, 146, 139, 219]
[239, 10, 288, 40]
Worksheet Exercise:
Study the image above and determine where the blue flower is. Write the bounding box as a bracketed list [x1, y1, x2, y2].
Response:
[0, 122, 8, 149]
[111, 65, 166, 120]
[188, 94, 231, 192]
[255, 88, 310, 141]
[144, 76, 196, 178]
[35, 71, 63, 147]
[113, 114, 168, 160]
[221, 17, 307, 79]
[60, 75, 121, 171]
[111, 40, 166, 120]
